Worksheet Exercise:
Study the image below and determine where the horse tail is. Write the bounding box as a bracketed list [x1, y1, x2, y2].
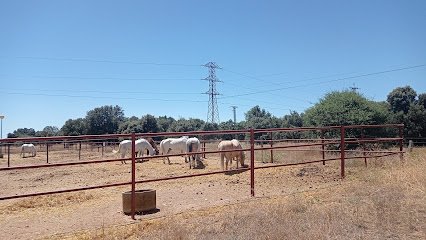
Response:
[159, 140, 164, 155]
[188, 142, 193, 153]
[113, 142, 122, 154]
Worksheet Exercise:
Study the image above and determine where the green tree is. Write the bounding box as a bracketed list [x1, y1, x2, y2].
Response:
[404, 104, 426, 137]
[118, 118, 143, 134]
[245, 106, 281, 140]
[141, 114, 159, 133]
[304, 91, 389, 127]
[280, 111, 304, 139]
[8, 128, 36, 138]
[387, 86, 417, 114]
[386, 86, 426, 138]
[169, 118, 205, 132]
[245, 106, 280, 129]
[282, 111, 303, 128]
[43, 126, 59, 136]
[85, 105, 125, 135]
[61, 118, 87, 136]
[201, 122, 219, 140]
[418, 93, 426, 109]
[217, 120, 236, 140]
[157, 116, 175, 132]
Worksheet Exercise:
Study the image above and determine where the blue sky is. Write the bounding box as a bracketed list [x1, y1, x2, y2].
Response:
[0, 0, 425, 136]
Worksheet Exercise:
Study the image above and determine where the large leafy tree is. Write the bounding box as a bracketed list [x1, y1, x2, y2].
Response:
[386, 87, 426, 138]
[282, 111, 303, 128]
[280, 111, 304, 139]
[157, 116, 175, 133]
[303, 90, 389, 127]
[36, 126, 60, 137]
[218, 120, 245, 140]
[61, 118, 87, 136]
[85, 105, 125, 135]
[404, 104, 426, 137]
[7, 128, 36, 138]
[245, 106, 281, 140]
[245, 106, 280, 129]
[418, 93, 426, 109]
[118, 117, 143, 134]
[141, 114, 159, 133]
[169, 118, 205, 132]
[387, 86, 417, 114]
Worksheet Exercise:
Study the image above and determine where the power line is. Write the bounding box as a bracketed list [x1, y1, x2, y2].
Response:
[218, 101, 292, 111]
[1, 56, 203, 67]
[0, 75, 201, 82]
[222, 68, 359, 87]
[0, 91, 207, 103]
[222, 79, 313, 104]
[219, 64, 426, 99]
[0, 87, 201, 95]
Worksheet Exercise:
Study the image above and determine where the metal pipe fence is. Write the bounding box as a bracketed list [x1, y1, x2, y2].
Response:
[0, 124, 404, 219]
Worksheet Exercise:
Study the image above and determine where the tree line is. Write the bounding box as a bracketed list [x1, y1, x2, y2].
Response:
[7, 86, 426, 140]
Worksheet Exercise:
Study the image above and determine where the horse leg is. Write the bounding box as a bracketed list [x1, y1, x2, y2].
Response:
[220, 154, 225, 171]
[184, 150, 188, 163]
[121, 152, 126, 164]
[193, 154, 197, 168]
[225, 156, 229, 171]
[166, 149, 171, 164]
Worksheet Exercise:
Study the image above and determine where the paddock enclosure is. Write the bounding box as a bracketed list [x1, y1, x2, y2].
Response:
[0, 124, 404, 238]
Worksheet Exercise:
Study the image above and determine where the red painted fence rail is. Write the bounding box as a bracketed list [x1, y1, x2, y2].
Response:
[0, 124, 404, 219]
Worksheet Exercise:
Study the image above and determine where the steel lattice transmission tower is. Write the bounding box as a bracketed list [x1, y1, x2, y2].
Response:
[203, 62, 222, 124]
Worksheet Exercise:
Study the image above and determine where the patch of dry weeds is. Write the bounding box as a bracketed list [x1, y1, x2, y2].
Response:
[0, 192, 95, 214]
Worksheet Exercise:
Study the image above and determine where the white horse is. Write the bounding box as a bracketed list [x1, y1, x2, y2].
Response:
[113, 138, 156, 164]
[159, 136, 189, 164]
[20, 144, 37, 157]
[186, 137, 201, 169]
[218, 139, 245, 170]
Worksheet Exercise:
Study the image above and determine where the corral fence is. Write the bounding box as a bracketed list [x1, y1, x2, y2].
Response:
[0, 124, 404, 220]
[404, 137, 426, 147]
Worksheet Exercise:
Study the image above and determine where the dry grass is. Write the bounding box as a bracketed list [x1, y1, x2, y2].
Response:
[0, 192, 95, 214]
[47, 148, 426, 240]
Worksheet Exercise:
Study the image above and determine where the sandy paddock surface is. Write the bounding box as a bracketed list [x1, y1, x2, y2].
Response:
[0, 143, 350, 239]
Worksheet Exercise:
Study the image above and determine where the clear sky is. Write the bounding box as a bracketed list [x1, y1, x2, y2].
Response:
[0, 0, 425, 136]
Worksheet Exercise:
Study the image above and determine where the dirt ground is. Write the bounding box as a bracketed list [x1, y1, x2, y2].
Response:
[0, 144, 351, 240]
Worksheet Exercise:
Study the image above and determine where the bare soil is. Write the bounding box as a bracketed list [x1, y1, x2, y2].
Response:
[0, 144, 402, 239]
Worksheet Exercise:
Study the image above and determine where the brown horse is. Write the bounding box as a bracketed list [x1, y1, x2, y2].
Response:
[146, 137, 159, 155]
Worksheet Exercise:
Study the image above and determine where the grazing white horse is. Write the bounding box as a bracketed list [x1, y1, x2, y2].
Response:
[186, 137, 201, 169]
[159, 136, 189, 164]
[218, 139, 245, 171]
[20, 144, 37, 157]
[113, 138, 156, 164]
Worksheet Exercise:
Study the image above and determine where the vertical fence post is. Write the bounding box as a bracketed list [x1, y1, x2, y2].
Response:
[79, 142, 81, 160]
[321, 129, 325, 165]
[250, 128, 255, 197]
[361, 127, 367, 167]
[131, 133, 136, 220]
[270, 132, 273, 163]
[7, 144, 10, 167]
[399, 126, 404, 161]
[340, 126, 345, 179]
[46, 143, 49, 164]
[102, 142, 105, 158]
[203, 141, 206, 159]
